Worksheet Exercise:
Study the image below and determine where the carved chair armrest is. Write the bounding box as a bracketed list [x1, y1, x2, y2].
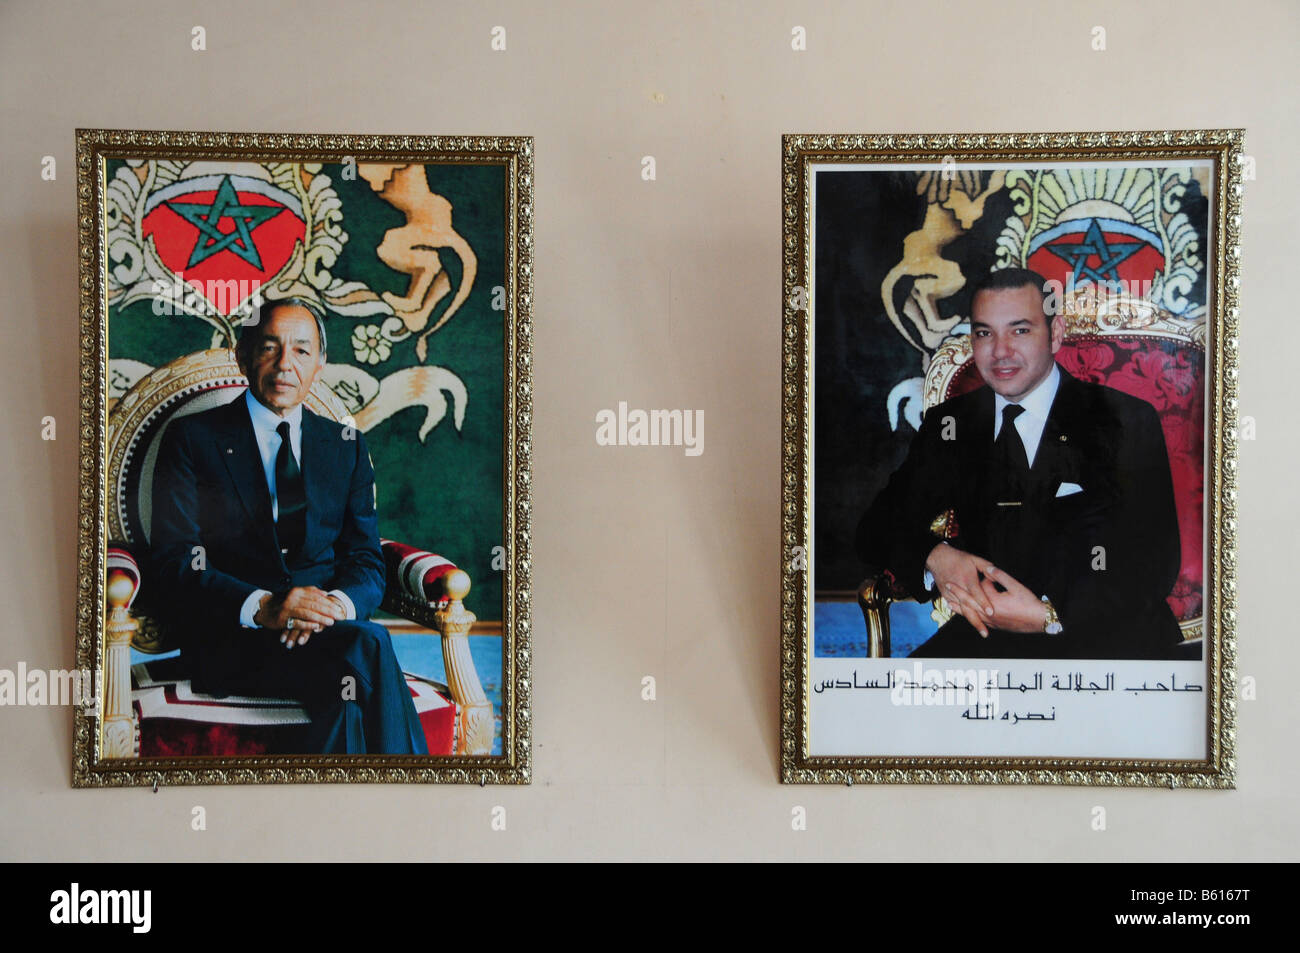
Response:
[102, 547, 143, 758]
[379, 539, 493, 755]
[380, 539, 464, 615]
[858, 567, 959, 659]
[858, 566, 925, 659]
[856, 573, 896, 659]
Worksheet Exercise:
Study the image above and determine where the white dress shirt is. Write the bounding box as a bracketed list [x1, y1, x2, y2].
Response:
[237, 389, 356, 628]
[243, 386, 302, 522]
[992, 362, 1061, 468]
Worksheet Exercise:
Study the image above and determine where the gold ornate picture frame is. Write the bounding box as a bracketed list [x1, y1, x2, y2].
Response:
[780, 130, 1241, 787]
[74, 129, 532, 786]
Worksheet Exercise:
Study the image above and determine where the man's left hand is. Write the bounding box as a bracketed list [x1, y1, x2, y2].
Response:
[976, 565, 1049, 634]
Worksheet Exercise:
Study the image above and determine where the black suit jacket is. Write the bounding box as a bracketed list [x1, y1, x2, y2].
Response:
[148, 393, 386, 682]
[856, 365, 1183, 659]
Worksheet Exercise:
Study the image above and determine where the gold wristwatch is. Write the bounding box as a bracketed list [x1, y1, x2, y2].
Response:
[1041, 595, 1063, 635]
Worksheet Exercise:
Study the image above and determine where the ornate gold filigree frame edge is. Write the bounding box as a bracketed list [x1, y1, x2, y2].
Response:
[73, 128, 533, 786]
[779, 130, 1241, 788]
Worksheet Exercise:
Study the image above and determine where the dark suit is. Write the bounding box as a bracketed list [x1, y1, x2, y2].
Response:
[148, 393, 427, 754]
[856, 365, 1183, 659]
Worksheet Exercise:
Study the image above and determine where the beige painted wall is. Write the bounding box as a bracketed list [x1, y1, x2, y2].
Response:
[0, 0, 1295, 861]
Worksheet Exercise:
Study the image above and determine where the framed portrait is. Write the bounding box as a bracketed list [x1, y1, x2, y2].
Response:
[74, 129, 532, 785]
[780, 130, 1241, 786]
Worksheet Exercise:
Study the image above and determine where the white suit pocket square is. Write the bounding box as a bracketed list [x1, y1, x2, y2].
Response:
[1055, 482, 1084, 497]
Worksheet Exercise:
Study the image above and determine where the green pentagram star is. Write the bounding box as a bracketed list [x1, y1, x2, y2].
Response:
[166, 176, 282, 269]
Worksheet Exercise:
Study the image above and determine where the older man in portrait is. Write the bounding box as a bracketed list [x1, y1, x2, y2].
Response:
[148, 296, 428, 753]
[856, 268, 1184, 659]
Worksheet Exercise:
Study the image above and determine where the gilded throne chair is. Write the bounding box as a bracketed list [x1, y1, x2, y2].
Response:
[101, 349, 495, 758]
[856, 292, 1207, 657]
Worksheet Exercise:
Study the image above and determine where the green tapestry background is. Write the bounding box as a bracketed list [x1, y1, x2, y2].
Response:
[106, 160, 506, 620]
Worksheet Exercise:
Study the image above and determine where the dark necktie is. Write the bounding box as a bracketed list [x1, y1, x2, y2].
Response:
[275, 420, 306, 558]
[995, 404, 1029, 473]
[987, 403, 1032, 577]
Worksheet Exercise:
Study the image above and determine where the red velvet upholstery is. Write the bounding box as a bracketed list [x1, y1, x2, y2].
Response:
[946, 336, 1204, 623]
[131, 656, 457, 756]
[108, 541, 463, 756]
[381, 539, 460, 606]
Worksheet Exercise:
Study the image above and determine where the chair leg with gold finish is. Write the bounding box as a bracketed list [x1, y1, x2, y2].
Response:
[102, 570, 139, 759]
[434, 569, 494, 755]
[857, 575, 893, 659]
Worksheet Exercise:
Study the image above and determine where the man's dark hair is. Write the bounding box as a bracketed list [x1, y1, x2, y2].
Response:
[235, 295, 328, 367]
[969, 267, 1057, 328]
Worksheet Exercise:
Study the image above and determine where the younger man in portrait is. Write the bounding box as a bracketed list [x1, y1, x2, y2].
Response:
[856, 268, 1184, 659]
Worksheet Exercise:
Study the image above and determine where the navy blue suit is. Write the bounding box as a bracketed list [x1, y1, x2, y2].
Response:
[149, 392, 427, 754]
